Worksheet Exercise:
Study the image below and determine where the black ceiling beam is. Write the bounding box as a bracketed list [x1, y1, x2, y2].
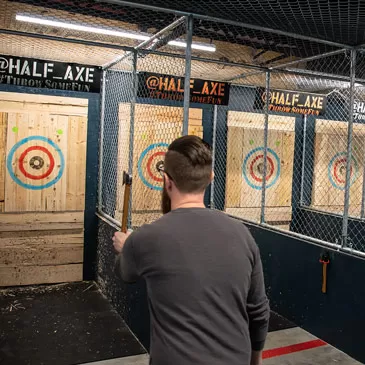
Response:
[260, 54, 287, 66]
[253, 50, 267, 60]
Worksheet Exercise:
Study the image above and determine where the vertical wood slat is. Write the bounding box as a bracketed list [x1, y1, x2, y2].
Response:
[225, 127, 244, 207]
[66, 116, 87, 211]
[0, 112, 7, 212]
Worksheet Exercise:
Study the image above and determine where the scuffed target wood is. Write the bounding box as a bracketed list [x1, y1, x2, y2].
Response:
[0, 93, 88, 212]
[226, 111, 295, 226]
[115, 104, 203, 225]
[312, 119, 365, 216]
[0, 92, 87, 287]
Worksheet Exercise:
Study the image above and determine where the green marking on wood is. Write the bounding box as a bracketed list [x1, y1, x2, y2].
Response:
[275, 140, 281, 147]
[249, 139, 254, 145]
[12, 126, 18, 133]
[56, 129, 63, 135]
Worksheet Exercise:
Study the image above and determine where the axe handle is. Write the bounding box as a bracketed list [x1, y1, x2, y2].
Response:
[121, 184, 131, 233]
[322, 263, 327, 294]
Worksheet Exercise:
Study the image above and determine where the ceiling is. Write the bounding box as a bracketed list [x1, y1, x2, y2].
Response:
[0, 0, 364, 94]
[117, 0, 365, 47]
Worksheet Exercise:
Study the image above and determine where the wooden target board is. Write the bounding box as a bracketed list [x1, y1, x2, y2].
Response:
[225, 112, 295, 225]
[116, 104, 203, 226]
[312, 119, 365, 216]
[0, 93, 88, 212]
[0, 92, 88, 287]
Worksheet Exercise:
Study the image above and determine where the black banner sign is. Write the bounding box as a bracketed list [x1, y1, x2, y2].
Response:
[255, 87, 327, 116]
[137, 72, 230, 106]
[0, 55, 101, 93]
[354, 100, 365, 121]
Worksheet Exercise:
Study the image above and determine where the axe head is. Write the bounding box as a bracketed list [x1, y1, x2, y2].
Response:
[123, 171, 132, 186]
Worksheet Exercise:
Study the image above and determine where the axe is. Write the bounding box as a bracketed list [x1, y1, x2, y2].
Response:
[319, 252, 330, 294]
[121, 171, 132, 233]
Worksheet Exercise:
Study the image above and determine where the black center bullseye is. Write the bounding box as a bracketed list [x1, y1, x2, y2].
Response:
[29, 156, 44, 170]
[156, 160, 164, 173]
[256, 162, 272, 176]
[257, 162, 264, 175]
[339, 165, 346, 176]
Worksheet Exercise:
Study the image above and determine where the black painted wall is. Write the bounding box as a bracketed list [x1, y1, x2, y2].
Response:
[0, 84, 100, 280]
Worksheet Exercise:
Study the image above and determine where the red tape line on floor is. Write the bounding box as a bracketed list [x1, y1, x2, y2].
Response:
[263, 339, 327, 359]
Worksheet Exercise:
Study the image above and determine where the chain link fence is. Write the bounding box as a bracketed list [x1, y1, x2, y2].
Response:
[50, 3, 363, 258]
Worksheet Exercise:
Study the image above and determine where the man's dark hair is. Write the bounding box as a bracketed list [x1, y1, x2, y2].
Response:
[164, 135, 212, 193]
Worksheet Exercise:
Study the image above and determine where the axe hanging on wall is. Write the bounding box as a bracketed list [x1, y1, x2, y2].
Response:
[121, 171, 132, 233]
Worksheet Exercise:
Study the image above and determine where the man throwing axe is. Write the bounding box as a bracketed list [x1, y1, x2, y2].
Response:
[113, 135, 270, 365]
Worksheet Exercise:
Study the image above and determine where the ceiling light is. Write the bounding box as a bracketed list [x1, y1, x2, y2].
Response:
[16, 14, 216, 52]
[168, 40, 216, 52]
[16, 14, 150, 41]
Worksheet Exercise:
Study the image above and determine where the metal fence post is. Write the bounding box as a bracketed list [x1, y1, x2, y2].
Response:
[210, 105, 218, 209]
[127, 50, 138, 228]
[260, 71, 271, 224]
[342, 49, 356, 247]
[97, 70, 107, 213]
[360, 148, 365, 218]
[300, 114, 307, 206]
[182, 14, 193, 135]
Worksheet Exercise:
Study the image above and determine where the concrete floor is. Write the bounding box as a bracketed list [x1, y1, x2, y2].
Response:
[1, 282, 361, 365]
[263, 327, 362, 365]
[80, 354, 149, 365]
[79, 327, 363, 365]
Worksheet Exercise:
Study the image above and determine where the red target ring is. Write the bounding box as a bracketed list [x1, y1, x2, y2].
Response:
[147, 151, 165, 182]
[333, 158, 352, 184]
[249, 154, 274, 182]
[18, 146, 55, 180]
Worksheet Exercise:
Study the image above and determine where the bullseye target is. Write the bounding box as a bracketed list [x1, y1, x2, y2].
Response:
[138, 143, 169, 191]
[242, 147, 280, 190]
[6, 136, 65, 190]
[328, 152, 359, 190]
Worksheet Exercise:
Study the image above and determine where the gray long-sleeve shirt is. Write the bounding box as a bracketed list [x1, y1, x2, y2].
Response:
[115, 207, 270, 365]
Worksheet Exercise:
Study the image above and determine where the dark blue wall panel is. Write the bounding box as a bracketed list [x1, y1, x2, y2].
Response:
[247, 222, 365, 364]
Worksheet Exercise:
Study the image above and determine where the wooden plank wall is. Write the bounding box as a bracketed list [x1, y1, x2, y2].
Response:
[311, 119, 365, 216]
[0, 212, 83, 286]
[0, 92, 88, 287]
[0, 93, 88, 212]
[225, 112, 295, 226]
[115, 104, 203, 226]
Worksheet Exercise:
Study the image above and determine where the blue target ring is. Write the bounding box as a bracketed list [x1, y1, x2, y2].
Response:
[328, 152, 359, 190]
[7, 136, 65, 190]
[242, 147, 281, 190]
[138, 143, 169, 191]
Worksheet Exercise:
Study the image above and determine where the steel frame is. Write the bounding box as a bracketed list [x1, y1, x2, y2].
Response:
[3, 1, 365, 256]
